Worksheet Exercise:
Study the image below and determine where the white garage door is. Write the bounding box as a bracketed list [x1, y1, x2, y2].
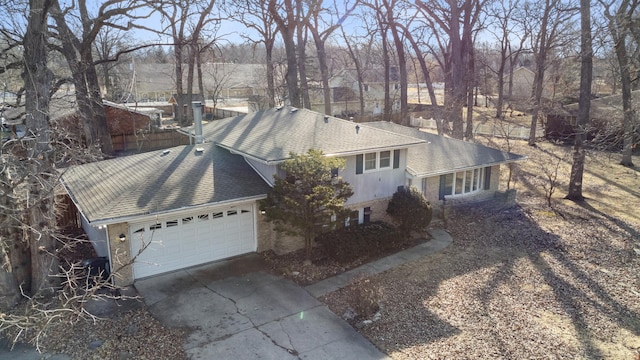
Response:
[129, 204, 256, 279]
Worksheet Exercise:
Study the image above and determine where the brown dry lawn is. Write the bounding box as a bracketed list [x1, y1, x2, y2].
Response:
[323, 138, 640, 359]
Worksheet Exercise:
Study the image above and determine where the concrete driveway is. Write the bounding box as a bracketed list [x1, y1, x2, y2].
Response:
[134, 254, 389, 359]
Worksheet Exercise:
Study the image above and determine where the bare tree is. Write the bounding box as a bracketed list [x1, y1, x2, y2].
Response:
[155, 0, 218, 126]
[525, 0, 578, 146]
[600, 0, 638, 167]
[228, 0, 280, 107]
[416, 0, 485, 140]
[93, 27, 134, 100]
[269, 0, 301, 107]
[307, 0, 357, 115]
[565, 0, 593, 201]
[484, 0, 528, 118]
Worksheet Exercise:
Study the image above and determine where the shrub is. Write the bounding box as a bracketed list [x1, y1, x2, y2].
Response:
[316, 221, 400, 263]
[386, 186, 433, 237]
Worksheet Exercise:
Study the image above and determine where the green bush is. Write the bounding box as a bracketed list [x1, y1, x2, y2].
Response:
[386, 186, 433, 237]
[316, 221, 400, 263]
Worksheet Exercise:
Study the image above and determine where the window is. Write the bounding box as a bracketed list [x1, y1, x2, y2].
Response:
[364, 153, 377, 171]
[379, 151, 391, 168]
[421, 178, 428, 196]
[166, 220, 178, 227]
[227, 210, 237, 216]
[363, 207, 371, 224]
[331, 167, 339, 178]
[346, 210, 359, 227]
[212, 212, 223, 219]
[182, 216, 193, 225]
[149, 223, 162, 230]
[360, 150, 395, 173]
[439, 167, 487, 199]
[363, 84, 370, 92]
[198, 214, 209, 221]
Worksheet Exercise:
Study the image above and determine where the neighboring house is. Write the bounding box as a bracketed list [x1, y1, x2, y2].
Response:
[113, 63, 266, 103]
[504, 67, 555, 101]
[325, 69, 401, 117]
[60, 107, 525, 285]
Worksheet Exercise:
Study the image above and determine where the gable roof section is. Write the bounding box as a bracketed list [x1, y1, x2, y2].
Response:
[60, 143, 270, 225]
[366, 122, 526, 177]
[198, 107, 426, 163]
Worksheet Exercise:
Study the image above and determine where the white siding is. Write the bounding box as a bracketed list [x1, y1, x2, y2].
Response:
[81, 214, 109, 257]
[341, 149, 407, 205]
[245, 158, 279, 185]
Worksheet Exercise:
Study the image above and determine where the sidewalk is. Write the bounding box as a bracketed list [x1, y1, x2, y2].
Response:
[305, 228, 453, 298]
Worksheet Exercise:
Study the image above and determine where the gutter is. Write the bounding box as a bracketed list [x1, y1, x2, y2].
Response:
[86, 194, 268, 228]
[407, 156, 528, 178]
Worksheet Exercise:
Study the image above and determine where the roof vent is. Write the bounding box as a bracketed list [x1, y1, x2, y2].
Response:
[275, 106, 283, 111]
[195, 147, 205, 153]
[324, 115, 329, 123]
[290, 107, 298, 113]
[355, 124, 360, 134]
[161, 149, 171, 156]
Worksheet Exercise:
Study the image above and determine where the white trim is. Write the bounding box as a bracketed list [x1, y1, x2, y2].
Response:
[89, 196, 266, 227]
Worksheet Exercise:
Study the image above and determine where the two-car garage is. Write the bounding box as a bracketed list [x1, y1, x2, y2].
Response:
[129, 203, 256, 279]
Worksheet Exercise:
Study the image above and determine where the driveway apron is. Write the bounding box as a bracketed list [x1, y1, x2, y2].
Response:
[134, 255, 388, 359]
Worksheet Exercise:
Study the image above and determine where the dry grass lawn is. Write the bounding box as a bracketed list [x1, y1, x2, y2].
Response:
[323, 138, 640, 359]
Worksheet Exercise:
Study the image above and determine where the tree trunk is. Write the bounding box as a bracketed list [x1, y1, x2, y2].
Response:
[341, 27, 365, 119]
[606, 0, 636, 167]
[389, 25, 408, 126]
[296, 1, 311, 109]
[174, 45, 185, 125]
[566, 0, 592, 201]
[465, 46, 476, 140]
[23, 0, 59, 297]
[265, 40, 277, 107]
[528, 0, 551, 146]
[270, 0, 301, 107]
[382, 29, 392, 122]
[50, 1, 113, 154]
[404, 30, 443, 134]
[311, 32, 332, 115]
[83, 51, 113, 154]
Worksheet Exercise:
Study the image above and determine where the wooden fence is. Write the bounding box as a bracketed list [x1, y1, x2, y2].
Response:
[111, 130, 190, 153]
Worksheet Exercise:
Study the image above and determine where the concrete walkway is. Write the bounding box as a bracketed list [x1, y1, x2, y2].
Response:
[305, 228, 453, 298]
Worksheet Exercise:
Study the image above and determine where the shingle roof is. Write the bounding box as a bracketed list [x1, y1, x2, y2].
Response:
[366, 122, 526, 177]
[60, 143, 270, 224]
[198, 107, 426, 162]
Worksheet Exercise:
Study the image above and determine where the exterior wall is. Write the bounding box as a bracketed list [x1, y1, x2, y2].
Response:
[413, 164, 503, 216]
[107, 222, 133, 287]
[81, 214, 109, 257]
[347, 198, 393, 224]
[256, 211, 305, 255]
[341, 150, 407, 205]
[246, 159, 279, 186]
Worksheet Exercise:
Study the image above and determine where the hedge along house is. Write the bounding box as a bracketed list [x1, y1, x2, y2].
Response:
[61, 105, 524, 285]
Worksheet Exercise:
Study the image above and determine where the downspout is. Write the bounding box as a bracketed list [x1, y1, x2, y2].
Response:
[192, 101, 204, 144]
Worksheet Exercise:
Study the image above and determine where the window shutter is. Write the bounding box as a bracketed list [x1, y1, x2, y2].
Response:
[393, 150, 400, 168]
[356, 154, 363, 174]
[439, 175, 446, 200]
[484, 166, 492, 190]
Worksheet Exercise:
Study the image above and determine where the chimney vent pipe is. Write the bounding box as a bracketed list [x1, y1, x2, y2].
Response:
[192, 101, 204, 144]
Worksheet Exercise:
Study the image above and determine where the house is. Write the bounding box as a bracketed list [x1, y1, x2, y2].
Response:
[504, 67, 554, 101]
[60, 107, 525, 285]
[325, 69, 401, 117]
